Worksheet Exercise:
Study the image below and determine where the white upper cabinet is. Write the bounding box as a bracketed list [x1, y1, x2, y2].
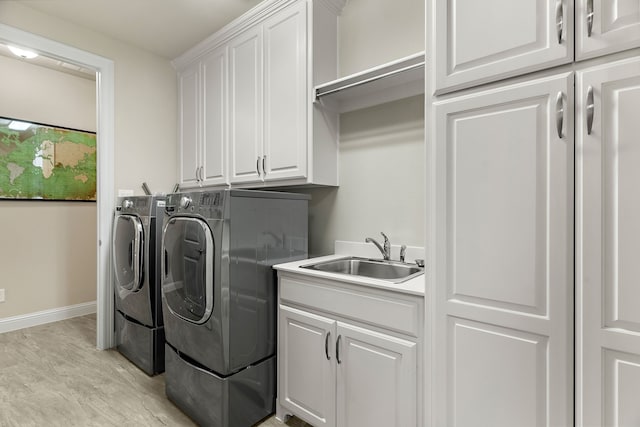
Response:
[575, 56, 640, 427]
[433, 0, 573, 93]
[230, 1, 308, 185]
[433, 0, 640, 94]
[178, 45, 228, 188]
[201, 48, 227, 185]
[432, 72, 574, 426]
[576, 0, 640, 60]
[174, 0, 343, 189]
[178, 65, 200, 185]
[229, 26, 263, 184]
[262, 1, 308, 182]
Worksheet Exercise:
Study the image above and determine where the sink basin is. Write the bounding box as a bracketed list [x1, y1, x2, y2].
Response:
[301, 257, 424, 283]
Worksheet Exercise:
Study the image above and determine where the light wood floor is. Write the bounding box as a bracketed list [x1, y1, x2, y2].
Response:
[0, 314, 312, 427]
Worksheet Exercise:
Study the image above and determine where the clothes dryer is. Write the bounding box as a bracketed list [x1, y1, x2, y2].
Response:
[161, 189, 309, 427]
[113, 195, 165, 375]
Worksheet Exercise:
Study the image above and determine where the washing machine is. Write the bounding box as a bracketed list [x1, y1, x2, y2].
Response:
[161, 189, 309, 427]
[113, 195, 166, 375]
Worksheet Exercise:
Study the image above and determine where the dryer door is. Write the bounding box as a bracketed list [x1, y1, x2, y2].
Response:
[162, 217, 214, 324]
[113, 214, 144, 294]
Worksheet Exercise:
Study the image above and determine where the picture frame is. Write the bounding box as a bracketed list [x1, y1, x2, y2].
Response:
[0, 116, 96, 201]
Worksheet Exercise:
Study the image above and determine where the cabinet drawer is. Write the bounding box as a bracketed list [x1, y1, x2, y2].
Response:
[279, 275, 421, 337]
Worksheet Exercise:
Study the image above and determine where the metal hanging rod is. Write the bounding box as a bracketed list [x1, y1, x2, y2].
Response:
[315, 61, 424, 100]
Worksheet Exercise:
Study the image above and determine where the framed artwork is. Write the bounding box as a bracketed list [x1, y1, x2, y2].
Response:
[0, 116, 96, 201]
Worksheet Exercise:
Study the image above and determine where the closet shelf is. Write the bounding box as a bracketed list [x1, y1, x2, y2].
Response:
[314, 51, 425, 113]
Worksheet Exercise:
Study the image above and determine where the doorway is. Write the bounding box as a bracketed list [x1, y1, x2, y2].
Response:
[0, 23, 115, 349]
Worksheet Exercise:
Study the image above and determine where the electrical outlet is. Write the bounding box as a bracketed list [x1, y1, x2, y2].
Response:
[0, 289, 5, 303]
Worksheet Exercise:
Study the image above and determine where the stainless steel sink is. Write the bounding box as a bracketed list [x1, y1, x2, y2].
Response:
[301, 256, 424, 283]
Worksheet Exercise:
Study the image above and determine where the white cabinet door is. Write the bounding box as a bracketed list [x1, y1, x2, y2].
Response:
[336, 322, 417, 427]
[576, 0, 640, 60]
[576, 56, 640, 427]
[262, 1, 308, 182]
[178, 65, 200, 185]
[432, 72, 574, 426]
[229, 26, 263, 184]
[278, 305, 336, 427]
[201, 47, 227, 186]
[433, 0, 573, 94]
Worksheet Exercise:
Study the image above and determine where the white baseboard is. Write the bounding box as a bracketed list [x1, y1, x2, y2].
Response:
[0, 301, 97, 334]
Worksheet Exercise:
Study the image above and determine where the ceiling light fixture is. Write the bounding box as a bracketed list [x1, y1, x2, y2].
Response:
[8, 45, 38, 59]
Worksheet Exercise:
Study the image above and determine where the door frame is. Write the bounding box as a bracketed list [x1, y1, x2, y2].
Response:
[0, 23, 115, 350]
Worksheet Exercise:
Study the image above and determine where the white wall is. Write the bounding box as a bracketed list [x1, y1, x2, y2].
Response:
[0, 1, 178, 196]
[0, 3, 178, 318]
[339, 0, 425, 76]
[0, 54, 97, 318]
[299, 0, 425, 257]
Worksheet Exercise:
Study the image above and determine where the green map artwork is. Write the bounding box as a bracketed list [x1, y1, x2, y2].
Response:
[0, 117, 96, 201]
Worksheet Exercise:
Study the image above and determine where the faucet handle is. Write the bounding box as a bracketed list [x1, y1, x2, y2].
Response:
[400, 245, 407, 263]
[380, 232, 389, 243]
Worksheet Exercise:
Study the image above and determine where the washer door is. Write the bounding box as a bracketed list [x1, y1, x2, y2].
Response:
[162, 217, 214, 324]
[113, 214, 144, 293]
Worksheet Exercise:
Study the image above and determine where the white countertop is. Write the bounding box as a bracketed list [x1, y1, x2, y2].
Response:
[274, 254, 425, 297]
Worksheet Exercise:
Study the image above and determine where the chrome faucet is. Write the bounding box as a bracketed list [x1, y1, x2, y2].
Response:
[365, 232, 391, 260]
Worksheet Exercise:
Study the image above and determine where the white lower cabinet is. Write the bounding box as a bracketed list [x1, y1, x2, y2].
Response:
[433, 72, 574, 427]
[335, 322, 416, 427]
[279, 306, 336, 427]
[431, 56, 640, 426]
[576, 55, 640, 426]
[277, 274, 422, 427]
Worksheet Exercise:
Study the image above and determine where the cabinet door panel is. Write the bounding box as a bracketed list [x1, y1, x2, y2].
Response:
[179, 66, 199, 185]
[434, 0, 573, 94]
[576, 0, 640, 60]
[263, 1, 308, 181]
[433, 73, 574, 426]
[336, 322, 417, 427]
[278, 305, 335, 427]
[229, 27, 263, 184]
[201, 47, 227, 186]
[576, 56, 640, 426]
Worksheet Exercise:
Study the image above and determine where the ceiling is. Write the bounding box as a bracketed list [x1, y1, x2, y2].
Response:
[11, 0, 263, 59]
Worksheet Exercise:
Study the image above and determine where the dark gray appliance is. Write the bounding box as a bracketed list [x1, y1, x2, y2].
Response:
[113, 195, 165, 375]
[161, 189, 309, 427]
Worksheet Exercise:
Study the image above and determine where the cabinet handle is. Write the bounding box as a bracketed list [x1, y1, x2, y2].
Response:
[336, 335, 342, 364]
[256, 156, 261, 177]
[555, 0, 564, 44]
[586, 85, 595, 135]
[587, 0, 594, 37]
[262, 155, 267, 178]
[555, 91, 564, 139]
[325, 332, 331, 360]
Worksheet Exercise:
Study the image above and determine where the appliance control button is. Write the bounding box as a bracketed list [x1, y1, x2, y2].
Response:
[179, 196, 192, 209]
[123, 200, 133, 209]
